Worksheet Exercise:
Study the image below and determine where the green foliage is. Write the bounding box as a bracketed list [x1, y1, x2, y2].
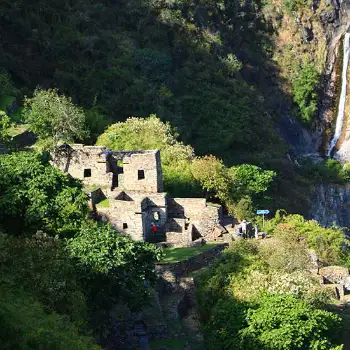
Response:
[0, 110, 12, 143]
[0, 151, 88, 236]
[292, 62, 319, 125]
[0, 232, 88, 329]
[272, 214, 349, 266]
[0, 70, 18, 96]
[301, 159, 350, 184]
[197, 238, 344, 349]
[23, 88, 88, 149]
[191, 155, 230, 201]
[240, 294, 342, 350]
[229, 164, 276, 200]
[230, 195, 255, 221]
[97, 115, 201, 197]
[282, 0, 307, 14]
[0, 0, 288, 163]
[0, 286, 99, 350]
[67, 221, 162, 310]
[84, 102, 112, 143]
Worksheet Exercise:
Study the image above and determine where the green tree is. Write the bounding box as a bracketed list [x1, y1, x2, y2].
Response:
[67, 221, 162, 311]
[241, 294, 342, 350]
[23, 88, 88, 149]
[229, 164, 276, 199]
[96, 115, 201, 197]
[0, 232, 88, 329]
[0, 152, 88, 236]
[0, 285, 99, 350]
[191, 155, 231, 201]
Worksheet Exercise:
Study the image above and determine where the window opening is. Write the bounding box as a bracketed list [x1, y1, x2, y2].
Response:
[138, 169, 145, 180]
[84, 169, 91, 177]
[123, 223, 128, 229]
[153, 211, 160, 221]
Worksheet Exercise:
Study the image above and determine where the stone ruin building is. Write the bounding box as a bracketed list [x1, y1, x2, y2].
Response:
[52, 144, 227, 244]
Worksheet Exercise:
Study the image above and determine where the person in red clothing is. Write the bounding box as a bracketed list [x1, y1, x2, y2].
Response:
[151, 222, 157, 235]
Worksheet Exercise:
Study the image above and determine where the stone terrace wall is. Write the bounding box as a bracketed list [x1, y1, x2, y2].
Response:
[156, 243, 228, 294]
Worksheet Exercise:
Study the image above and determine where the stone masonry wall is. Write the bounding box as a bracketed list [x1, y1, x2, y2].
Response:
[52, 144, 112, 187]
[121, 150, 163, 193]
[168, 198, 221, 241]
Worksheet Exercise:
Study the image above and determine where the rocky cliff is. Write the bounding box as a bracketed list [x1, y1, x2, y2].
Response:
[310, 183, 350, 227]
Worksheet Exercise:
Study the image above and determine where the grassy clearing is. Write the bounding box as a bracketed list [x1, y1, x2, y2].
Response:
[8, 123, 29, 137]
[158, 243, 218, 264]
[96, 198, 110, 208]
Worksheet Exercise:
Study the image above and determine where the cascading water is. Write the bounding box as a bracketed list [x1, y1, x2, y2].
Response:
[328, 32, 350, 156]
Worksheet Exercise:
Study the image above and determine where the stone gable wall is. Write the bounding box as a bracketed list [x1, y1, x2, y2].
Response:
[122, 150, 163, 193]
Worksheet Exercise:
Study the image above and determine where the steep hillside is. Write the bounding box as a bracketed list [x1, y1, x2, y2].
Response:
[0, 0, 325, 163]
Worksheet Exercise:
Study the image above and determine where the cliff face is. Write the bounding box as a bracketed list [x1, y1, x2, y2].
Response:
[310, 183, 350, 227]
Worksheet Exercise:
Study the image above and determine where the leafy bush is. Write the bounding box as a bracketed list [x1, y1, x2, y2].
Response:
[0, 232, 88, 329]
[0, 110, 12, 144]
[300, 159, 348, 183]
[197, 239, 344, 349]
[0, 286, 99, 350]
[0, 152, 88, 236]
[67, 221, 162, 311]
[292, 62, 319, 125]
[273, 214, 349, 266]
[240, 294, 342, 350]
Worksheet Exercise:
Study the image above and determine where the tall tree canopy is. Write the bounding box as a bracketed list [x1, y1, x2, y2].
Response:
[23, 88, 88, 149]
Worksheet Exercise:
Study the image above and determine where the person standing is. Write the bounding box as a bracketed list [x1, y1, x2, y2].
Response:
[242, 220, 247, 239]
[151, 222, 157, 235]
[254, 224, 259, 239]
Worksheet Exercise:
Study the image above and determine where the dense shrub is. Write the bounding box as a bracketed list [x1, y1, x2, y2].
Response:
[0, 152, 88, 236]
[292, 62, 319, 125]
[0, 286, 99, 350]
[197, 239, 344, 349]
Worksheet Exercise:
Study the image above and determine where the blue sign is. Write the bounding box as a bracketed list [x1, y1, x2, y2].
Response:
[257, 210, 269, 215]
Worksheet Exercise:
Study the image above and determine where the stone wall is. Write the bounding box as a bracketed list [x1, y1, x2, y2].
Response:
[98, 191, 168, 241]
[121, 150, 163, 193]
[52, 144, 113, 187]
[168, 198, 221, 241]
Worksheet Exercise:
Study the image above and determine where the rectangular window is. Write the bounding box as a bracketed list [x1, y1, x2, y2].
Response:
[123, 223, 128, 229]
[138, 169, 145, 180]
[84, 169, 91, 177]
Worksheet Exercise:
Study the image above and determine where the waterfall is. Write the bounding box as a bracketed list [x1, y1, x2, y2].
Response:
[328, 32, 350, 157]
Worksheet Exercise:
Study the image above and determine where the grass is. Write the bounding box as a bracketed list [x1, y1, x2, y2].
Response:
[96, 198, 110, 208]
[84, 184, 108, 193]
[8, 123, 29, 137]
[158, 243, 219, 264]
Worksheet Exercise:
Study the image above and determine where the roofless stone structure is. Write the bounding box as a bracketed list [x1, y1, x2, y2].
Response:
[52, 144, 226, 244]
